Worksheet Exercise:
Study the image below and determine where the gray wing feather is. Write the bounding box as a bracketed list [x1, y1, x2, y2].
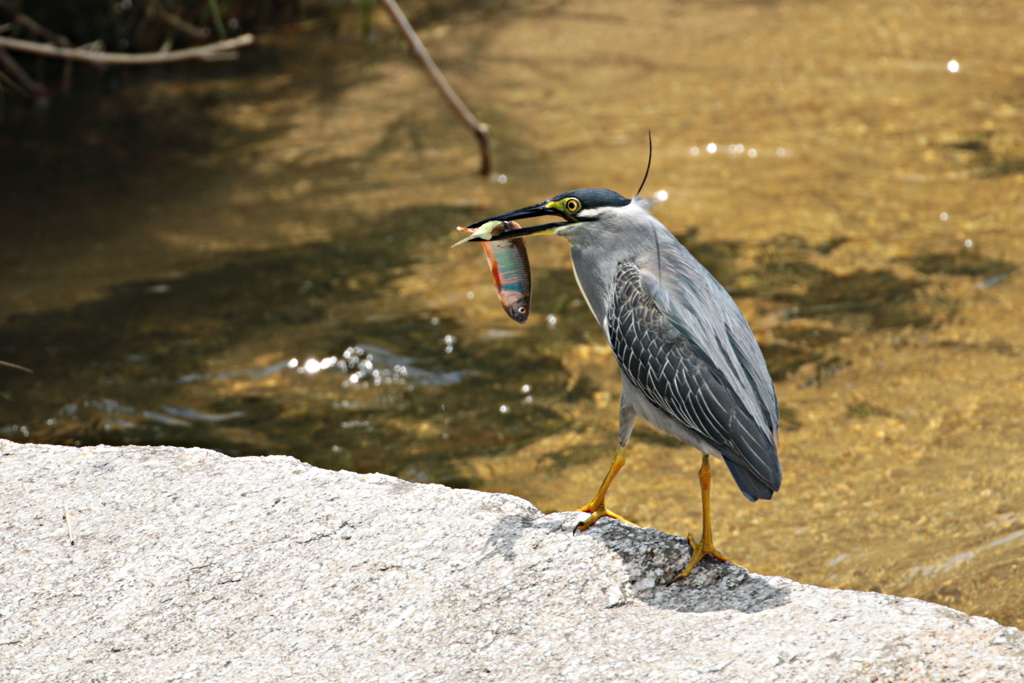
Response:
[607, 259, 782, 500]
[639, 235, 779, 436]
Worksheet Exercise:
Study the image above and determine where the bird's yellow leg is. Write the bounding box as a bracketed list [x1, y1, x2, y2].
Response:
[574, 446, 638, 533]
[674, 453, 732, 580]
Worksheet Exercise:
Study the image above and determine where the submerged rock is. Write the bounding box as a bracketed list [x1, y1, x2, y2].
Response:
[1, 440, 1021, 681]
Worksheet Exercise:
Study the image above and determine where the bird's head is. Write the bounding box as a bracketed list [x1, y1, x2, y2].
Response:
[459, 188, 633, 242]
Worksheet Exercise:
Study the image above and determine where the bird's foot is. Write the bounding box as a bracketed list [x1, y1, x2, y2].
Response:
[573, 503, 637, 534]
[671, 533, 732, 582]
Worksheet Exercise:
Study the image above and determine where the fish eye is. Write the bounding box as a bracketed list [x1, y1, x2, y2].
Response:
[517, 306, 527, 314]
[564, 197, 581, 214]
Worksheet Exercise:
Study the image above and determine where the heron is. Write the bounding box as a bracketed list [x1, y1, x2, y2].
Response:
[458, 185, 781, 580]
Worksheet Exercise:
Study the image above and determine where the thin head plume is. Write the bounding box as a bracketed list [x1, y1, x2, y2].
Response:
[634, 131, 653, 198]
[631, 131, 664, 287]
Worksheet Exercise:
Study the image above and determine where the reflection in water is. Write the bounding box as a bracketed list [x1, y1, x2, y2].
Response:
[2, 0, 1024, 630]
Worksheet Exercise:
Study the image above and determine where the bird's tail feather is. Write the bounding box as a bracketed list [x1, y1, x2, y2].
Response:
[721, 412, 782, 501]
[723, 456, 777, 501]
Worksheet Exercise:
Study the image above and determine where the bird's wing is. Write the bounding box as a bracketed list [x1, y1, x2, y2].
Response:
[606, 260, 781, 500]
[641, 240, 779, 437]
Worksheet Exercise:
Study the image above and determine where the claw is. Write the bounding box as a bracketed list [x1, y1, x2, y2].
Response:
[574, 504, 637, 534]
[670, 532, 732, 582]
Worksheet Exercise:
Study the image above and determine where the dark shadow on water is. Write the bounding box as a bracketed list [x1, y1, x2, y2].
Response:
[1, 217, 995, 489]
[897, 249, 1017, 280]
[0, 200, 572, 485]
[684, 231, 958, 384]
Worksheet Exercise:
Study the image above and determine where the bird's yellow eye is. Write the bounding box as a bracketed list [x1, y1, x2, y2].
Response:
[564, 198, 581, 214]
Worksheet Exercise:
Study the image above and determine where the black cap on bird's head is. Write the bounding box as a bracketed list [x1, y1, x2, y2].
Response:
[460, 188, 631, 241]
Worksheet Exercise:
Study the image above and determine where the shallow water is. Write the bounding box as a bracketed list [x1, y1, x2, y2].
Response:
[2, 0, 1023, 628]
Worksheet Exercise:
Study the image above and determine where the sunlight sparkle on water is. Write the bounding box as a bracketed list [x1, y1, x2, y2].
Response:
[301, 356, 339, 374]
[654, 189, 669, 202]
[285, 345, 410, 386]
[947, 59, 960, 73]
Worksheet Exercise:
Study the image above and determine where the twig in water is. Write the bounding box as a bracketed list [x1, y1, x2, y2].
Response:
[0, 32, 255, 65]
[377, 0, 492, 176]
[0, 360, 33, 373]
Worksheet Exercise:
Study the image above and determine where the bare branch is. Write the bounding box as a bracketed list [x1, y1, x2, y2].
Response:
[206, 0, 228, 41]
[0, 0, 76, 90]
[0, 63, 30, 97]
[377, 0, 492, 176]
[0, 46, 46, 98]
[0, 32, 254, 65]
[0, 0, 71, 47]
[145, 0, 211, 42]
[0, 360, 33, 373]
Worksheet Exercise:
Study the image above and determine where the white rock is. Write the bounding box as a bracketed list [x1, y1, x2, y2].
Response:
[1, 439, 1021, 682]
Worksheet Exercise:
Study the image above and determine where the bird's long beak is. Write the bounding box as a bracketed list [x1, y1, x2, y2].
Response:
[461, 201, 568, 240]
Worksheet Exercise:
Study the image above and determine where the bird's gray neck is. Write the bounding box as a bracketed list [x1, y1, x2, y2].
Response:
[564, 208, 677, 331]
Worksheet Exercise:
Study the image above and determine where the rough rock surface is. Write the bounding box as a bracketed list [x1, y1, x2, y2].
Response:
[1, 440, 1021, 682]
